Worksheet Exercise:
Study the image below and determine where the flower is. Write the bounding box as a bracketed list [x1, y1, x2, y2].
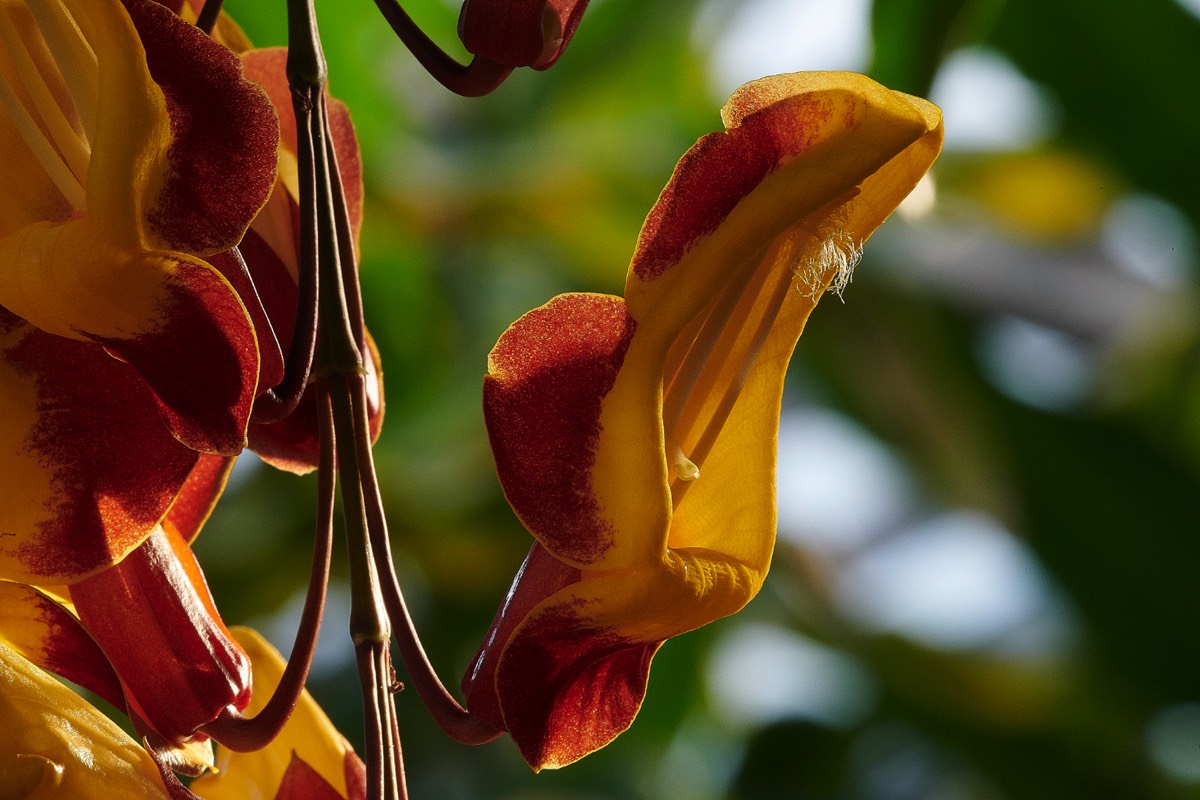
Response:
[0, 0, 278, 586]
[463, 72, 944, 770]
[458, 0, 590, 69]
[190, 628, 367, 800]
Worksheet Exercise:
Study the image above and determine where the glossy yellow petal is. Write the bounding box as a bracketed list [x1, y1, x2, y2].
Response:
[0, 638, 169, 799]
[191, 627, 362, 800]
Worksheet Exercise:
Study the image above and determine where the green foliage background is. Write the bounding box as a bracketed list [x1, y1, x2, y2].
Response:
[199, 0, 1200, 797]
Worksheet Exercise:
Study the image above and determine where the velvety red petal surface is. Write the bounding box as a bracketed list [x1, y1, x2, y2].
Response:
[495, 598, 659, 770]
[463, 544, 580, 728]
[123, 0, 278, 254]
[484, 294, 636, 565]
[0, 310, 198, 584]
[0, 582, 124, 708]
[166, 454, 236, 543]
[274, 754, 345, 800]
[208, 247, 286, 394]
[98, 256, 259, 456]
[630, 94, 834, 281]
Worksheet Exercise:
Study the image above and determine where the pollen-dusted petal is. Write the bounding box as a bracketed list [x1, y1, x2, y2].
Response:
[626, 72, 943, 332]
[190, 628, 364, 800]
[0, 639, 171, 800]
[0, 581, 124, 708]
[0, 312, 198, 585]
[96, 253, 260, 456]
[120, 0, 278, 255]
[0, 216, 260, 456]
[484, 293, 645, 568]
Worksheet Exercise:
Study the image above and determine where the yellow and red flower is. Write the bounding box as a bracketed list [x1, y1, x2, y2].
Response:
[0, 0, 278, 586]
[464, 71, 944, 770]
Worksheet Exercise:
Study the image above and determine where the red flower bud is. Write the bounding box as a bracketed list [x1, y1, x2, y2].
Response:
[458, 0, 590, 69]
[69, 525, 251, 744]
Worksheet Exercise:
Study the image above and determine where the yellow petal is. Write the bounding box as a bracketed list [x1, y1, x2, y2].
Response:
[0, 638, 169, 799]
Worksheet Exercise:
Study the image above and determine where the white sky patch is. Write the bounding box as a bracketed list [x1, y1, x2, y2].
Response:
[776, 407, 916, 555]
[694, 0, 872, 101]
[1147, 703, 1200, 782]
[976, 316, 1094, 413]
[1102, 194, 1196, 289]
[930, 47, 1060, 151]
[706, 622, 877, 730]
[1176, 0, 1200, 20]
[834, 510, 1071, 653]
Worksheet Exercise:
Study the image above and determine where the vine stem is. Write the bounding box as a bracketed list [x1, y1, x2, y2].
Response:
[283, 1, 498, 796]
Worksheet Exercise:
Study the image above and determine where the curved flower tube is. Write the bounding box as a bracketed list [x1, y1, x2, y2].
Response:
[464, 72, 944, 770]
[0, 0, 278, 585]
[190, 628, 367, 800]
[0, 639, 170, 800]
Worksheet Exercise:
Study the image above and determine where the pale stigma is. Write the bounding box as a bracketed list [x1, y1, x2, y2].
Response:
[673, 447, 700, 482]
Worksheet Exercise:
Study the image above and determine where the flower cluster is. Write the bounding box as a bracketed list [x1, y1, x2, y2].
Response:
[0, 0, 942, 796]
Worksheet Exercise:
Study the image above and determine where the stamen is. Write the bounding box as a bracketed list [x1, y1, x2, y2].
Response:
[664, 220, 862, 504]
[0, 4, 88, 210]
[795, 229, 861, 300]
[26, 1, 98, 142]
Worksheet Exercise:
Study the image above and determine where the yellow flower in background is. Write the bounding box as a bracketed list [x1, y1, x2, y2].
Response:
[464, 72, 943, 770]
[191, 628, 366, 800]
[0, 638, 169, 800]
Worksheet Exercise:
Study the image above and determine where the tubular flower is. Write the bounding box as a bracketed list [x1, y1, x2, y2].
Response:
[458, 0, 590, 69]
[0, 0, 279, 586]
[190, 628, 367, 800]
[464, 72, 944, 770]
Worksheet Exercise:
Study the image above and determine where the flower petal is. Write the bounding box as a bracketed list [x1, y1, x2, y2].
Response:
[69, 525, 251, 744]
[0, 638, 170, 799]
[626, 72, 944, 330]
[166, 454, 238, 544]
[0, 580, 123, 708]
[190, 628, 365, 800]
[120, 0, 279, 255]
[484, 293, 655, 569]
[476, 544, 757, 769]
[0, 311, 198, 584]
[458, 0, 591, 69]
